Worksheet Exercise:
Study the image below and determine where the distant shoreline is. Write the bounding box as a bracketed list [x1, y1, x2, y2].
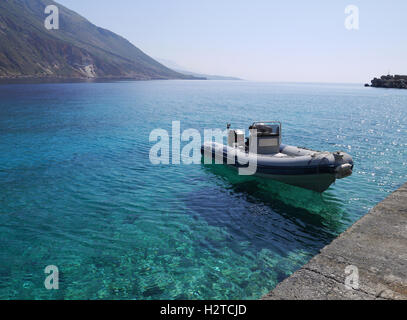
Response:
[0, 79, 370, 86]
[0, 76, 208, 85]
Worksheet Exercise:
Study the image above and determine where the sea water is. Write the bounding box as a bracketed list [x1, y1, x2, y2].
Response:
[0, 80, 406, 299]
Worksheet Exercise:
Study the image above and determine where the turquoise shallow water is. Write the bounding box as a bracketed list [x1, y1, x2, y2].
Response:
[0, 81, 406, 299]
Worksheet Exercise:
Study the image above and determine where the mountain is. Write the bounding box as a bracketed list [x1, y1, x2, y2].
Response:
[0, 0, 200, 80]
[175, 71, 241, 81]
[157, 58, 242, 81]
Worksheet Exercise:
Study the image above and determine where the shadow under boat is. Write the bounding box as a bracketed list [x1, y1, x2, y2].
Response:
[200, 160, 349, 234]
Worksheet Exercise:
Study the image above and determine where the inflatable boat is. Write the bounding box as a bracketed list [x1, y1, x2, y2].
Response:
[201, 121, 353, 192]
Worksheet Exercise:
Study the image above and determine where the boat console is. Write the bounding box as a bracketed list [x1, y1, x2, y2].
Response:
[249, 121, 282, 154]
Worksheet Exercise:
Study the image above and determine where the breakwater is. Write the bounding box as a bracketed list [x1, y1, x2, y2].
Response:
[263, 183, 407, 300]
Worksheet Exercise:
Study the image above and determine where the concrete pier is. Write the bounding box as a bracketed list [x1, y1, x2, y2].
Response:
[263, 183, 407, 300]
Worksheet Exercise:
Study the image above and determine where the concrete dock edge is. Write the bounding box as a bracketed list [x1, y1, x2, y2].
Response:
[262, 183, 407, 300]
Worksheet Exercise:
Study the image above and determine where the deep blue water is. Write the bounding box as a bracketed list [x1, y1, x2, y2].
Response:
[0, 80, 406, 299]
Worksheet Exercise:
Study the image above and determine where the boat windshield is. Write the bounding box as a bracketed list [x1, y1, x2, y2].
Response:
[250, 121, 281, 136]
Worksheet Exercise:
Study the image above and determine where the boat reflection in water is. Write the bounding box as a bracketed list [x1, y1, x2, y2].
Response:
[201, 156, 350, 235]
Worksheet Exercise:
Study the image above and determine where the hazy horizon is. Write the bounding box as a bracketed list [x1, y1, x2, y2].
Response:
[57, 0, 407, 83]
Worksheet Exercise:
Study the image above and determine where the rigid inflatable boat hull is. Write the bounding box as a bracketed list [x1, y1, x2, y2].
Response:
[238, 168, 335, 193]
[201, 142, 353, 193]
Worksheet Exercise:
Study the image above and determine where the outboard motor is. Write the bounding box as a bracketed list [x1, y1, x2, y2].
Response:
[249, 121, 282, 154]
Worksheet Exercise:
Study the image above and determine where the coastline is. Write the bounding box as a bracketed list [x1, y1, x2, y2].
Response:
[0, 76, 206, 85]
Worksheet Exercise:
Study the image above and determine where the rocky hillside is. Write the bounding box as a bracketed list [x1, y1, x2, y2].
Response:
[365, 75, 407, 89]
[0, 0, 198, 80]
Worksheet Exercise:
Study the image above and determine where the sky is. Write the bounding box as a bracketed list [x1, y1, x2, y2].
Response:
[56, 0, 407, 83]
